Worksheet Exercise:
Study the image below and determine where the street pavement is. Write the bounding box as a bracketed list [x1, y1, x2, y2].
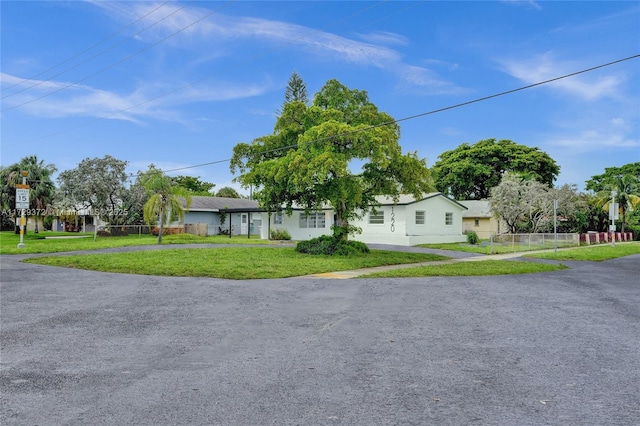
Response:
[1, 245, 639, 425]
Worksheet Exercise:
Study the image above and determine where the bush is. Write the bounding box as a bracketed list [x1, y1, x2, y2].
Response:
[296, 235, 369, 256]
[270, 228, 291, 240]
[97, 230, 111, 237]
[466, 231, 479, 245]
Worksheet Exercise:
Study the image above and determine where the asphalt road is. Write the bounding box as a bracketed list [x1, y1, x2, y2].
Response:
[1, 248, 639, 425]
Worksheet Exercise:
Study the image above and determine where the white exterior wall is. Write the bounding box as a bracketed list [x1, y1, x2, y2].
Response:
[352, 197, 466, 245]
[262, 210, 332, 241]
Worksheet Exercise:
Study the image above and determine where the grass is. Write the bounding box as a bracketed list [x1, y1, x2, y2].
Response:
[525, 241, 640, 261]
[0, 231, 269, 255]
[417, 241, 578, 255]
[359, 260, 568, 278]
[23, 248, 449, 280]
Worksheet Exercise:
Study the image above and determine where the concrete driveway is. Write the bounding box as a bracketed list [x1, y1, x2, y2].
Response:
[1, 248, 639, 425]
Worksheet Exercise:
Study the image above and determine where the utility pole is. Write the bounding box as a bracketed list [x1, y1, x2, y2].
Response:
[610, 190, 617, 247]
[553, 199, 558, 254]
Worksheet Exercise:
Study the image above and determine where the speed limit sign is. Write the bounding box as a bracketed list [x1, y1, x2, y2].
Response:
[16, 188, 30, 209]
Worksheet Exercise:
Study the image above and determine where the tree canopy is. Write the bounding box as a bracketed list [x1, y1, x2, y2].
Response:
[57, 155, 143, 225]
[216, 186, 241, 198]
[172, 175, 216, 195]
[431, 138, 560, 200]
[230, 79, 434, 240]
[585, 162, 640, 192]
[1, 155, 57, 232]
[489, 172, 584, 234]
[283, 70, 308, 106]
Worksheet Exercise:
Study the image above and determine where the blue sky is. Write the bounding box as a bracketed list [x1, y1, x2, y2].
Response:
[1, 1, 639, 195]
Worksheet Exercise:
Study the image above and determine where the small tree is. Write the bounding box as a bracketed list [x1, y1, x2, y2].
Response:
[140, 165, 192, 244]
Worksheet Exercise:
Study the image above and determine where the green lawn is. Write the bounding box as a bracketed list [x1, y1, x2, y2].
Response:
[417, 240, 578, 254]
[24, 248, 448, 280]
[0, 231, 269, 255]
[358, 260, 568, 278]
[525, 242, 640, 261]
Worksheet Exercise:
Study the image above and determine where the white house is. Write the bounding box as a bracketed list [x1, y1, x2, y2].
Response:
[180, 193, 467, 246]
[259, 193, 468, 246]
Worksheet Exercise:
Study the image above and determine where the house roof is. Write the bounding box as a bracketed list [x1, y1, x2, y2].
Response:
[374, 193, 468, 210]
[459, 200, 492, 218]
[185, 196, 259, 212]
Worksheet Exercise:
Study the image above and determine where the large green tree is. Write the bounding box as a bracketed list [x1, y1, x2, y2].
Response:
[1, 155, 57, 233]
[231, 79, 434, 240]
[172, 175, 216, 195]
[432, 138, 560, 200]
[585, 162, 640, 192]
[140, 165, 192, 244]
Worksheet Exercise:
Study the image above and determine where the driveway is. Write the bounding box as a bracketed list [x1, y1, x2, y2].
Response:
[1, 248, 639, 425]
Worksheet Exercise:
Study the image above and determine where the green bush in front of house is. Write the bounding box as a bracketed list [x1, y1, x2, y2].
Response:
[296, 235, 370, 256]
[466, 231, 479, 245]
[270, 228, 291, 240]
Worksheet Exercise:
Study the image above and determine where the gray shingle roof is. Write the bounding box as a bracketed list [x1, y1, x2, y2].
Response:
[184, 196, 259, 211]
[459, 200, 492, 218]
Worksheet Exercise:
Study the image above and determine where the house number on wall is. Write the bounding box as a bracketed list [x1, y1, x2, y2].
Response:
[390, 206, 395, 232]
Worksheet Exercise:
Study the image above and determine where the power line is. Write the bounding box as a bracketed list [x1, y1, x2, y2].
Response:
[2, 1, 396, 144]
[1, 1, 235, 111]
[153, 54, 640, 176]
[2, 0, 174, 95]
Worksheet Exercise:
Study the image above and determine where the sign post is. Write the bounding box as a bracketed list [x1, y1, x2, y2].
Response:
[610, 191, 618, 247]
[16, 171, 30, 249]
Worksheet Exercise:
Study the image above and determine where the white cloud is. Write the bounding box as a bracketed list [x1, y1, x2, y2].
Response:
[1, 72, 274, 123]
[356, 31, 409, 46]
[88, 1, 460, 91]
[498, 53, 625, 100]
[548, 127, 639, 153]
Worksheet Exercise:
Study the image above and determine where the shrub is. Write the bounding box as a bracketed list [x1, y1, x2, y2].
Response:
[97, 230, 111, 237]
[466, 231, 479, 245]
[296, 235, 369, 256]
[270, 228, 291, 240]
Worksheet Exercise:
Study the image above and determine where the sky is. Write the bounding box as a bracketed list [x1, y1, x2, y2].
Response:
[1, 0, 639, 195]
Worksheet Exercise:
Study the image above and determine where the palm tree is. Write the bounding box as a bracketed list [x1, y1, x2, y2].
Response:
[2, 156, 57, 233]
[597, 174, 640, 233]
[140, 166, 192, 244]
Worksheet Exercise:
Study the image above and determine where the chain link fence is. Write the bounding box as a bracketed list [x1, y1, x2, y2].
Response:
[489, 233, 580, 253]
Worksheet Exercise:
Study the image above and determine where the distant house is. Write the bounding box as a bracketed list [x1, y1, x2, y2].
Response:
[180, 193, 468, 246]
[459, 200, 500, 239]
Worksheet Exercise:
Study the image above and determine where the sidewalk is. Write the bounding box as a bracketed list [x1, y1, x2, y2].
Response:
[303, 247, 564, 279]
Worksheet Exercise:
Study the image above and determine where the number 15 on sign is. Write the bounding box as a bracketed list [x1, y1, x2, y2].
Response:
[16, 188, 30, 209]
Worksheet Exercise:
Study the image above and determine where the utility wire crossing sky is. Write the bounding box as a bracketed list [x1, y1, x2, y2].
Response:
[1, 1, 639, 192]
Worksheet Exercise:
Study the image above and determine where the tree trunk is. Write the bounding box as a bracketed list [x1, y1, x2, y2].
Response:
[334, 205, 349, 241]
[158, 205, 165, 244]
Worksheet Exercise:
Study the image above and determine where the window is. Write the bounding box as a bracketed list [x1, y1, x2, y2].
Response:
[415, 211, 425, 225]
[274, 212, 284, 225]
[474, 218, 480, 227]
[445, 212, 453, 226]
[299, 212, 326, 228]
[369, 210, 384, 224]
